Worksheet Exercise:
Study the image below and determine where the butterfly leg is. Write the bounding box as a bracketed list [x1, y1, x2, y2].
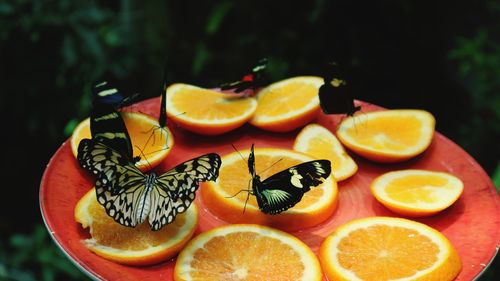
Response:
[225, 188, 252, 198]
[242, 178, 254, 214]
[225, 179, 253, 214]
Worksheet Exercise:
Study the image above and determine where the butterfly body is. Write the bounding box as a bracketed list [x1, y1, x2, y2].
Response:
[78, 138, 221, 230]
[246, 145, 331, 214]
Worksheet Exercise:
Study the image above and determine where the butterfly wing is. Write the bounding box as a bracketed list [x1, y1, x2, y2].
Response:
[318, 62, 360, 116]
[318, 82, 351, 114]
[89, 81, 138, 160]
[156, 153, 221, 200]
[77, 139, 142, 195]
[77, 138, 150, 227]
[147, 186, 195, 231]
[147, 153, 221, 230]
[90, 105, 135, 160]
[92, 81, 137, 108]
[94, 172, 149, 228]
[255, 160, 331, 214]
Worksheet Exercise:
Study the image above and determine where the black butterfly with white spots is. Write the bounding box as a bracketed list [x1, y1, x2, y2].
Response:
[243, 144, 331, 214]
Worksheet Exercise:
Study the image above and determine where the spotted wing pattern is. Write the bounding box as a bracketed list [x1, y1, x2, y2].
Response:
[254, 159, 331, 214]
[77, 139, 221, 230]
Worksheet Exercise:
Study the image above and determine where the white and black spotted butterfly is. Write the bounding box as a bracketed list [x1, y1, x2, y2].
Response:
[244, 144, 331, 214]
[78, 138, 221, 230]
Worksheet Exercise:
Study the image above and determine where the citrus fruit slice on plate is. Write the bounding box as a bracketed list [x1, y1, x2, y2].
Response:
[40, 98, 500, 280]
[319, 216, 462, 281]
[165, 83, 257, 135]
[336, 109, 435, 163]
[250, 76, 323, 132]
[370, 169, 464, 217]
[294, 123, 358, 181]
[70, 111, 173, 171]
[201, 147, 338, 230]
[74, 188, 198, 266]
[174, 224, 322, 281]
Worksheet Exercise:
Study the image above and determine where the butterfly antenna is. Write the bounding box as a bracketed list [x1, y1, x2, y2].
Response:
[142, 125, 157, 146]
[231, 144, 247, 163]
[258, 158, 283, 175]
[134, 144, 153, 170]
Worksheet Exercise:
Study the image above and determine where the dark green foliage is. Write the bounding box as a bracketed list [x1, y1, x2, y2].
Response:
[448, 0, 500, 181]
[0, 225, 86, 281]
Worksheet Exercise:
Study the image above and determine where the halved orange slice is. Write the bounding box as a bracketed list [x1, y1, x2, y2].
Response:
[174, 224, 322, 281]
[371, 169, 464, 217]
[249, 76, 323, 132]
[70, 112, 173, 171]
[294, 123, 358, 181]
[336, 109, 435, 162]
[74, 188, 198, 265]
[201, 147, 337, 230]
[319, 216, 462, 281]
[165, 83, 257, 135]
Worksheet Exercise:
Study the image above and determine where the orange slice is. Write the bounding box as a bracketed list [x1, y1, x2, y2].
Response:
[70, 112, 173, 171]
[249, 76, 323, 132]
[371, 169, 464, 217]
[174, 224, 322, 281]
[74, 188, 198, 265]
[336, 109, 435, 163]
[294, 123, 358, 181]
[201, 147, 337, 230]
[165, 83, 257, 135]
[319, 216, 462, 281]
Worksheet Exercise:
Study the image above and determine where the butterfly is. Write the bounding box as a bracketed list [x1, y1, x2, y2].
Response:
[90, 81, 137, 162]
[140, 63, 173, 156]
[219, 58, 269, 94]
[240, 144, 331, 214]
[318, 62, 361, 116]
[77, 138, 221, 230]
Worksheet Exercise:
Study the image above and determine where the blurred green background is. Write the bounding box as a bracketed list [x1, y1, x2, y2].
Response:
[1, 0, 499, 280]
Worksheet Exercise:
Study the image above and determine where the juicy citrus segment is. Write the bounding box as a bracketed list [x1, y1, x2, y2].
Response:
[70, 112, 173, 171]
[319, 217, 461, 281]
[165, 83, 257, 135]
[174, 224, 322, 281]
[249, 76, 323, 132]
[74, 188, 197, 265]
[336, 110, 435, 163]
[201, 147, 338, 230]
[371, 170, 464, 217]
[294, 123, 358, 181]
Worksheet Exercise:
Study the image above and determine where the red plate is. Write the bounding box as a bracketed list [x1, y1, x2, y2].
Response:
[40, 98, 500, 280]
